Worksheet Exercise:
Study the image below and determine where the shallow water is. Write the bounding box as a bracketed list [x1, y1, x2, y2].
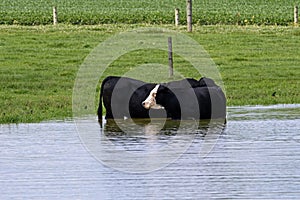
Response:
[0, 104, 300, 199]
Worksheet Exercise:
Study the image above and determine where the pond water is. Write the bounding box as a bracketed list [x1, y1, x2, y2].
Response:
[0, 104, 300, 199]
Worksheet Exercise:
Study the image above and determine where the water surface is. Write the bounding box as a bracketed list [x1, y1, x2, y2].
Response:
[0, 104, 299, 199]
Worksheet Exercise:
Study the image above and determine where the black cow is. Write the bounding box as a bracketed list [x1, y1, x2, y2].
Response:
[98, 76, 226, 121]
[97, 76, 200, 120]
[98, 76, 148, 120]
[143, 77, 227, 120]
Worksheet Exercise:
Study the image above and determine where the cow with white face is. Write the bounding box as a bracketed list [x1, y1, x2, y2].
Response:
[142, 77, 226, 120]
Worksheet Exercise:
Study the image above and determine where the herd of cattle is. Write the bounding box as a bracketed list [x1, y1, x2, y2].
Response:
[97, 76, 226, 122]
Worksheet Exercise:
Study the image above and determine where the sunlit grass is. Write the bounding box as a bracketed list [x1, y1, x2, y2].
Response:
[0, 25, 299, 123]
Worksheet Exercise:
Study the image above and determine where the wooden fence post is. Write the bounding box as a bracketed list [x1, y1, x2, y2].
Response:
[294, 5, 298, 24]
[175, 8, 180, 26]
[168, 37, 174, 78]
[53, 6, 58, 25]
[187, 0, 192, 32]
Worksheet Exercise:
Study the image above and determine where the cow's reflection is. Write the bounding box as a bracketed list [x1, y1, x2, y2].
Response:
[97, 118, 227, 172]
[102, 118, 226, 137]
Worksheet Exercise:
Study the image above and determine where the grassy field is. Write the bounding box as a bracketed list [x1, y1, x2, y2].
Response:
[0, 24, 299, 123]
[0, 0, 299, 25]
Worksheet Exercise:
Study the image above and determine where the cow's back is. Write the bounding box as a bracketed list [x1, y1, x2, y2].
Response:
[193, 86, 226, 119]
[99, 76, 150, 119]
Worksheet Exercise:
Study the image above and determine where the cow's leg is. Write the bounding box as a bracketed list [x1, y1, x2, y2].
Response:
[105, 108, 114, 119]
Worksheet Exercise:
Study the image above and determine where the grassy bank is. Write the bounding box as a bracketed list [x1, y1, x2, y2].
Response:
[0, 0, 299, 25]
[0, 24, 299, 123]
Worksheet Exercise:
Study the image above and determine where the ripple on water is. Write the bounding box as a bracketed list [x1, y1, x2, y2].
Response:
[0, 105, 299, 199]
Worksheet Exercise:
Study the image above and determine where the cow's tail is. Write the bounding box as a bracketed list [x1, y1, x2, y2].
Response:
[97, 78, 106, 124]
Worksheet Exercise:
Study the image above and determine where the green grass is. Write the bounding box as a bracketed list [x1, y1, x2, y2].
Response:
[0, 24, 299, 123]
[0, 0, 299, 25]
[192, 26, 300, 105]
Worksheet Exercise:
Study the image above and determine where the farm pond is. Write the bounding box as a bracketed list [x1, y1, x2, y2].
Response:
[0, 104, 300, 199]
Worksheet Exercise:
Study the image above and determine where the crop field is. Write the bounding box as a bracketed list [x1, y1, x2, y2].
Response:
[0, 0, 299, 25]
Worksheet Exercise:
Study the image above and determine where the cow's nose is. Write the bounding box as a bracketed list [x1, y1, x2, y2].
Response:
[142, 101, 150, 109]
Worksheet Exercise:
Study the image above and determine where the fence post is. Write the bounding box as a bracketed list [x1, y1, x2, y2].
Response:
[187, 0, 192, 32]
[53, 6, 58, 25]
[294, 5, 298, 24]
[168, 37, 174, 78]
[175, 8, 180, 26]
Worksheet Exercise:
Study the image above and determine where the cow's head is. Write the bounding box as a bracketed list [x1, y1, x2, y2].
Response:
[142, 84, 164, 110]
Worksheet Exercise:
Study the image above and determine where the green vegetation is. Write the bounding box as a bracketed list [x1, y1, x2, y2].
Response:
[0, 0, 299, 25]
[0, 0, 299, 123]
[0, 25, 299, 123]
